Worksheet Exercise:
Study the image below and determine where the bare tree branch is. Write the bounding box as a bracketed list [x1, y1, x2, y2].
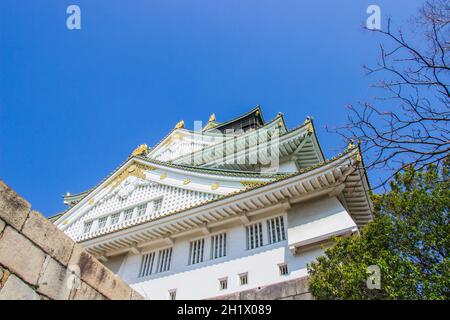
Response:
[330, 0, 450, 188]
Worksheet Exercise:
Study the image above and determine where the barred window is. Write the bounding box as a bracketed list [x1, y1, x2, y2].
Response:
[83, 221, 92, 234]
[138, 252, 156, 277]
[189, 239, 205, 265]
[153, 198, 163, 212]
[246, 222, 263, 250]
[110, 213, 120, 225]
[136, 204, 147, 217]
[278, 263, 288, 276]
[267, 216, 286, 244]
[98, 216, 108, 229]
[219, 278, 228, 290]
[156, 247, 172, 273]
[239, 273, 248, 286]
[124, 208, 134, 220]
[210, 233, 227, 260]
[169, 289, 177, 300]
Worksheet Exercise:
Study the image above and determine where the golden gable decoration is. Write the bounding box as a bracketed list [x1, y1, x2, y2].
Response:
[106, 162, 154, 191]
[175, 120, 185, 129]
[131, 144, 149, 157]
[211, 183, 220, 190]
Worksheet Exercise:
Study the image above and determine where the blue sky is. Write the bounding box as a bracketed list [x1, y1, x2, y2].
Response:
[0, 1, 422, 216]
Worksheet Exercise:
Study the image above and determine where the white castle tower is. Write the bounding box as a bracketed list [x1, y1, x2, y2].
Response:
[52, 107, 372, 299]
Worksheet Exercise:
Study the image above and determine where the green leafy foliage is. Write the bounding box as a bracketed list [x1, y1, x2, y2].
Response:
[307, 160, 449, 299]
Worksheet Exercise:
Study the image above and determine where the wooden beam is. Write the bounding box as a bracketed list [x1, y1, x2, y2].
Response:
[328, 184, 345, 197]
[239, 213, 250, 224]
[200, 222, 210, 235]
[130, 242, 141, 255]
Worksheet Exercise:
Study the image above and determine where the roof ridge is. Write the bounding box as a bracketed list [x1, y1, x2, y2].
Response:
[204, 105, 264, 131]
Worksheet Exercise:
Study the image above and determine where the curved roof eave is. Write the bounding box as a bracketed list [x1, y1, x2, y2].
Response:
[78, 147, 372, 245]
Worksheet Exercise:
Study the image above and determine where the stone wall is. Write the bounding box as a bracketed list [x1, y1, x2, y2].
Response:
[0, 180, 143, 300]
[210, 276, 313, 300]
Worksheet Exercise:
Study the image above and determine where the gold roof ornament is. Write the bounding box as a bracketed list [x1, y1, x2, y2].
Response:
[175, 120, 185, 129]
[131, 144, 149, 157]
[304, 116, 312, 124]
[209, 113, 216, 122]
[304, 117, 314, 134]
[346, 140, 356, 152]
[211, 183, 220, 190]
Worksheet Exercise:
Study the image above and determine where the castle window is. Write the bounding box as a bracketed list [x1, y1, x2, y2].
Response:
[246, 222, 263, 250]
[83, 221, 92, 234]
[239, 273, 248, 286]
[210, 233, 227, 259]
[219, 278, 228, 290]
[98, 216, 108, 229]
[138, 252, 156, 277]
[153, 198, 163, 212]
[136, 203, 147, 217]
[169, 289, 177, 300]
[189, 238, 205, 265]
[278, 263, 288, 276]
[124, 208, 134, 220]
[267, 216, 286, 244]
[110, 213, 120, 225]
[156, 247, 172, 273]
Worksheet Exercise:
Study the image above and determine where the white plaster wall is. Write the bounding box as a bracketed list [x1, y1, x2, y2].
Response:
[112, 196, 355, 300]
[287, 196, 357, 248]
[277, 159, 298, 173]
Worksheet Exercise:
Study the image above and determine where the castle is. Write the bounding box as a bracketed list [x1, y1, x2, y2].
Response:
[52, 107, 373, 300]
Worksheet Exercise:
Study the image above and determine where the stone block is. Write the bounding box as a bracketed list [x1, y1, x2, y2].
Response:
[37, 257, 71, 300]
[0, 218, 5, 234]
[278, 296, 294, 300]
[280, 279, 297, 298]
[240, 288, 257, 300]
[69, 244, 131, 300]
[22, 210, 74, 266]
[254, 282, 283, 300]
[0, 227, 46, 285]
[295, 277, 309, 295]
[72, 281, 105, 300]
[0, 180, 30, 230]
[0, 274, 40, 300]
[130, 290, 144, 300]
[0, 267, 9, 290]
[293, 292, 313, 300]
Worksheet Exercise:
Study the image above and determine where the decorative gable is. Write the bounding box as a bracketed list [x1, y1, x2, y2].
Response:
[55, 157, 276, 242]
[64, 174, 220, 241]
